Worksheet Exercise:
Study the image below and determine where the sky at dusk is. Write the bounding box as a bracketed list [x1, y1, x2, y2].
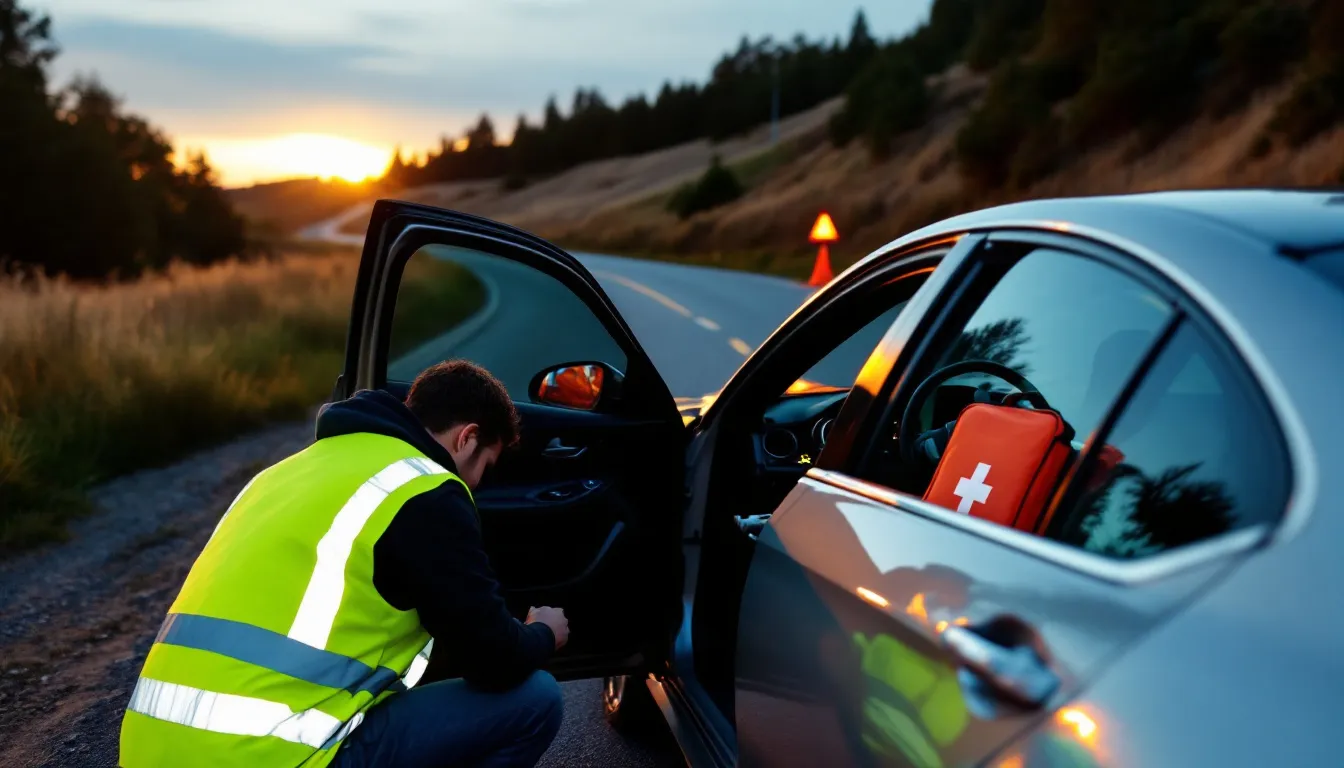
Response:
[35, 0, 933, 186]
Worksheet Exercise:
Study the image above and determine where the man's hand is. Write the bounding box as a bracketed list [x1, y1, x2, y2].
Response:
[527, 606, 569, 650]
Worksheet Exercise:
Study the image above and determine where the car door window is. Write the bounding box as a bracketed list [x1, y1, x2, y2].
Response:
[797, 301, 908, 389]
[1046, 322, 1289, 558]
[933, 248, 1171, 439]
[388, 245, 627, 398]
[865, 248, 1174, 496]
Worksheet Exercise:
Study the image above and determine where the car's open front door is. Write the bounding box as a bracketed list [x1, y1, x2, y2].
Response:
[338, 200, 685, 680]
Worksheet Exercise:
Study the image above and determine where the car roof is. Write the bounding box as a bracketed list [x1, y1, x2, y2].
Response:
[923, 189, 1344, 257]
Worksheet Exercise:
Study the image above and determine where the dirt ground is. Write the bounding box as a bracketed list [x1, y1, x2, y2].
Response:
[0, 423, 312, 767]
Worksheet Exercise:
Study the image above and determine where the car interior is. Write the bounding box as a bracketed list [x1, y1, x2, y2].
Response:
[377, 376, 685, 683]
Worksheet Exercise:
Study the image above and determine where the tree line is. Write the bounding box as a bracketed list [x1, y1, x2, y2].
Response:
[1, 0, 244, 280]
[391, 0, 1344, 203]
[829, 0, 1344, 190]
[382, 11, 882, 189]
[950, 0, 1343, 189]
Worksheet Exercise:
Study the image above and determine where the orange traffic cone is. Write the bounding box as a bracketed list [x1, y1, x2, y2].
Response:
[808, 243, 834, 287]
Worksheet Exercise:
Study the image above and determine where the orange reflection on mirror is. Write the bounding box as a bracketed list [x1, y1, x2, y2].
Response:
[537, 364, 604, 410]
[905, 592, 928, 623]
[1057, 707, 1099, 744]
[856, 586, 890, 608]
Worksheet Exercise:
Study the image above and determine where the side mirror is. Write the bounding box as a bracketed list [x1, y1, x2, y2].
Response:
[528, 362, 623, 411]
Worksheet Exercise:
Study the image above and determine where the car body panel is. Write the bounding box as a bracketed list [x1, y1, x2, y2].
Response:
[734, 471, 1242, 768]
[732, 191, 1344, 766]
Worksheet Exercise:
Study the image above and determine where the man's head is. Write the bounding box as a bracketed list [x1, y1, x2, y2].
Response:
[407, 360, 520, 489]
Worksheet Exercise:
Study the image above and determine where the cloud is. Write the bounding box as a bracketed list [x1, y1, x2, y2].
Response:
[40, 1, 934, 155]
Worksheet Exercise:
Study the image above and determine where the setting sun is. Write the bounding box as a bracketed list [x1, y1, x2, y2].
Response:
[186, 133, 391, 187]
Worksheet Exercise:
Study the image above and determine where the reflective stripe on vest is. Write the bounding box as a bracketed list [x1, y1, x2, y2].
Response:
[127, 677, 364, 750]
[401, 638, 434, 689]
[290, 457, 446, 649]
[127, 456, 448, 749]
[155, 613, 407, 696]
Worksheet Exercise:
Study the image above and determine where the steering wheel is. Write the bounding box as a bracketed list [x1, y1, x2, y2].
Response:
[898, 359, 1045, 464]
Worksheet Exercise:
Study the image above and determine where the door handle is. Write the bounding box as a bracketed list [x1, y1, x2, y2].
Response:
[941, 624, 1059, 708]
[542, 437, 587, 459]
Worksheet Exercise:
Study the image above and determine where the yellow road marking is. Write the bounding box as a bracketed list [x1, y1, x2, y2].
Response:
[594, 271, 692, 318]
[729, 338, 753, 356]
[695, 317, 721, 331]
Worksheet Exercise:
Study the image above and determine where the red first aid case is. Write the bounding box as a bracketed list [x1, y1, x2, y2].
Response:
[922, 402, 1074, 533]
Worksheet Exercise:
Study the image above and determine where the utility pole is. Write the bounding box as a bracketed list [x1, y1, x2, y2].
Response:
[770, 53, 780, 146]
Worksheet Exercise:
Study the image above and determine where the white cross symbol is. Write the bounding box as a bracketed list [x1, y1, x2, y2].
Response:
[954, 463, 993, 515]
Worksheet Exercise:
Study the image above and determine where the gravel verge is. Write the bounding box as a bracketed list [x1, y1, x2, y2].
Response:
[0, 422, 679, 767]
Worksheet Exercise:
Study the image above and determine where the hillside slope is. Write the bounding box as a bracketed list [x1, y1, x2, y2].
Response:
[314, 63, 1340, 278]
[554, 64, 1344, 271]
[312, 98, 840, 241]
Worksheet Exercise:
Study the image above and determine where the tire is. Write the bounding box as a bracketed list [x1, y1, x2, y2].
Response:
[602, 674, 661, 734]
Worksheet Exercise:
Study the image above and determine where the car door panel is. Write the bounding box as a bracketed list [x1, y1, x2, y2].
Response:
[735, 474, 1240, 767]
[345, 201, 684, 680]
[733, 231, 1286, 767]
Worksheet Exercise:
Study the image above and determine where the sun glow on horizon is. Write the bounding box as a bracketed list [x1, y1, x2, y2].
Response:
[186, 133, 391, 187]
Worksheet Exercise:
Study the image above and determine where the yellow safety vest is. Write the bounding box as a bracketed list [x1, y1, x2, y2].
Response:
[119, 433, 470, 767]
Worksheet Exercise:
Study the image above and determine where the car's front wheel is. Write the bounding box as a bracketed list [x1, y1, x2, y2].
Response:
[602, 674, 660, 733]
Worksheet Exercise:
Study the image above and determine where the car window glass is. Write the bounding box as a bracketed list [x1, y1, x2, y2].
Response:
[389, 245, 627, 398]
[1047, 323, 1288, 558]
[798, 301, 908, 389]
[864, 248, 1174, 497]
[934, 249, 1172, 439]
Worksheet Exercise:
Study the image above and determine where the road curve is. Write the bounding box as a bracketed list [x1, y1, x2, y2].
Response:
[312, 228, 874, 399]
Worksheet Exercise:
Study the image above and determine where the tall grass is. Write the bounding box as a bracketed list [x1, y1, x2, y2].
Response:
[0, 248, 483, 551]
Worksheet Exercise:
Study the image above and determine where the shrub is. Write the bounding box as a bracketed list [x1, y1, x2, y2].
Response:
[1268, 0, 1344, 146]
[963, 0, 1045, 72]
[1218, 2, 1309, 91]
[1065, 16, 1218, 144]
[1269, 64, 1344, 146]
[829, 45, 931, 158]
[667, 156, 744, 219]
[956, 62, 1055, 187]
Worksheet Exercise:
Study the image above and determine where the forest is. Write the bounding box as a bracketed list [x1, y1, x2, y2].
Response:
[0, 0, 244, 280]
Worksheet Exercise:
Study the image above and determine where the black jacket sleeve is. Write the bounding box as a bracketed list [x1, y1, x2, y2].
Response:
[372, 483, 555, 688]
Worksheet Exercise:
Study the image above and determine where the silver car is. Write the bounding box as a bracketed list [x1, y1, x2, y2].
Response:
[346, 190, 1344, 767]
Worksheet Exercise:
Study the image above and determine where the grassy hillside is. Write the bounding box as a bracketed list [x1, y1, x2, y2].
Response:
[0, 248, 483, 551]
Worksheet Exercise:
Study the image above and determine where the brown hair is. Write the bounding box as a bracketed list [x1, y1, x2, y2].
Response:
[407, 360, 520, 448]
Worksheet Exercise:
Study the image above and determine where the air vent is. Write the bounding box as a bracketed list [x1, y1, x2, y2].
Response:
[814, 418, 834, 448]
[762, 428, 799, 459]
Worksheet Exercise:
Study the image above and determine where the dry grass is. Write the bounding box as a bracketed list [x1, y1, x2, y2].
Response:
[0, 247, 483, 551]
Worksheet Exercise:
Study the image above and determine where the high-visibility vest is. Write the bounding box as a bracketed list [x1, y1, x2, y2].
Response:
[119, 433, 470, 767]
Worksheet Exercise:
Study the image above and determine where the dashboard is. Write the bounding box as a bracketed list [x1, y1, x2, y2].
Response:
[752, 390, 850, 473]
